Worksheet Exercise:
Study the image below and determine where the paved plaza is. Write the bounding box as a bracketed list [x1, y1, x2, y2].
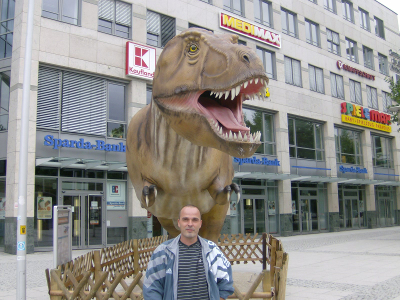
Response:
[0, 227, 400, 299]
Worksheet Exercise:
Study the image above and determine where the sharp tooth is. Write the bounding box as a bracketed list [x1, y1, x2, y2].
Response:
[225, 90, 230, 99]
[255, 78, 259, 84]
[233, 133, 237, 140]
[211, 91, 214, 96]
[250, 134, 254, 142]
[229, 130, 233, 140]
[235, 85, 240, 96]
[215, 122, 218, 128]
[238, 131, 242, 141]
[250, 78, 253, 84]
[244, 81, 248, 88]
[219, 92, 223, 99]
[219, 127, 223, 135]
[231, 88, 236, 99]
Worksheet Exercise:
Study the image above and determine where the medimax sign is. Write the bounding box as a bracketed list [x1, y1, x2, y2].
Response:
[340, 102, 391, 133]
[219, 12, 281, 48]
[44, 135, 126, 152]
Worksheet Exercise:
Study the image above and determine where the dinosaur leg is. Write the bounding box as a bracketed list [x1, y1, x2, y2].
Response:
[199, 202, 229, 243]
[141, 182, 157, 208]
[157, 217, 180, 238]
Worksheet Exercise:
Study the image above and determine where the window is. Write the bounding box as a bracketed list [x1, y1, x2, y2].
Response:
[366, 85, 378, 109]
[147, 11, 175, 48]
[0, 71, 10, 131]
[330, 73, 344, 99]
[243, 108, 275, 155]
[146, 85, 152, 105]
[335, 127, 362, 165]
[327, 29, 340, 55]
[346, 38, 358, 63]
[188, 23, 213, 32]
[0, 0, 14, 58]
[359, 8, 370, 31]
[98, 0, 131, 39]
[374, 16, 385, 39]
[254, 0, 272, 28]
[349, 80, 362, 105]
[238, 40, 246, 45]
[324, 0, 336, 13]
[256, 47, 276, 80]
[372, 135, 393, 168]
[378, 53, 388, 75]
[309, 65, 324, 94]
[223, 0, 243, 16]
[199, 0, 211, 3]
[42, 0, 79, 25]
[305, 19, 320, 47]
[288, 118, 324, 160]
[284, 56, 302, 87]
[363, 46, 374, 70]
[281, 8, 297, 38]
[342, 0, 354, 23]
[37, 66, 127, 138]
[382, 91, 391, 113]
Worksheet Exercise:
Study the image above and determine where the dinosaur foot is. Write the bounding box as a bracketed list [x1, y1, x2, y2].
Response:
[142, 185, 157, 208]
[216, 183, 241, 205]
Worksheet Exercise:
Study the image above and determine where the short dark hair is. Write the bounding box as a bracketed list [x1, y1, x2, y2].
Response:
[178, 205, 201, 219]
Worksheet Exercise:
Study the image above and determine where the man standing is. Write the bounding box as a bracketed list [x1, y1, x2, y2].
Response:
[143, 205, 234, 300]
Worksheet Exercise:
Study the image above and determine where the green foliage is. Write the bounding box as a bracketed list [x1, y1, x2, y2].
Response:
[385, 77, 400, 126]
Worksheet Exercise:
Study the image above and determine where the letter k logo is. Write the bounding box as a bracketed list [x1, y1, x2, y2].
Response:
[135, 47, 150, 69]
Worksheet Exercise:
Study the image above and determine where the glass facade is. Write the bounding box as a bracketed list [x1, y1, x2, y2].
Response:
[289, 118, 324, 160]
[335, 127, 363, 165]
[372, 135, 393, 168]
[0, 71, 10, 131]
[338, 185, 366, 229]
[375, 186, 397, 227]
[0, 160, 5, 249]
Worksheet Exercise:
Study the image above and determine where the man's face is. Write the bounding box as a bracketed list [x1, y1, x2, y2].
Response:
[177, 206, 202, 241]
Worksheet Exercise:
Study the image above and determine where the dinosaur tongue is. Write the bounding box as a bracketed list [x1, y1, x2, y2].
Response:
[199, 98, 249, 132]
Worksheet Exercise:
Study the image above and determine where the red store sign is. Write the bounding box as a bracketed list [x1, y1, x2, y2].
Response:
[126, 42, 156, 80]
[337, 60, 375, 80]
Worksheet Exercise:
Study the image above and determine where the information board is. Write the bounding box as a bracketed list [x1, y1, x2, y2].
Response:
[53, 206, 72, 268]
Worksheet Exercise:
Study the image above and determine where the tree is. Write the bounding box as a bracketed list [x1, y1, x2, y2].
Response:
[385, 77, 400, 126]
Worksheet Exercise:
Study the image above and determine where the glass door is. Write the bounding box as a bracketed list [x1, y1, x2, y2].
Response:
[63, 195, 82, 247]
[242, 198, 266, 234]
[85, 195, 103, 247]
[298, 197, 319, 232]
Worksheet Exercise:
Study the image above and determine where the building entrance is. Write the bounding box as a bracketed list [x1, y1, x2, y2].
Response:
[62, 192, 105, 249]
[339, 186, 365, 229]
[378, 197, 394, 227]
[294, 195, 318, 232]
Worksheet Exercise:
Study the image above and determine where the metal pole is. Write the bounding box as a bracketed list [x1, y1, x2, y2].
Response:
[17, 0, 35, 299]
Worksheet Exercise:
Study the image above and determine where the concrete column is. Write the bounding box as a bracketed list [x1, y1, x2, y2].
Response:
[396, 186, 400, 225]
[327, 182, 339, 231]
[5, 0, 41, 254]
[278, 180, 293, 236]
[365, 184, 377, 228]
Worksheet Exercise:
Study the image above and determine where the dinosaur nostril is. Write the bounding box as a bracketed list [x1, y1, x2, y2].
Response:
[243, 54, 250, 63]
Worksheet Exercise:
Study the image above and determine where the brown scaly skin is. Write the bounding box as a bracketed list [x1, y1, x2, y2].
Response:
[126, 28, 269, 242]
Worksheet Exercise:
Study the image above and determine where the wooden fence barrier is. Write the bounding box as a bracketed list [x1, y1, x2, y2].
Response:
[46, 233, 288, 300]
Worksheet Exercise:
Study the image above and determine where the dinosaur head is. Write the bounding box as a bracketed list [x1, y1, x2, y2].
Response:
[152, 28, 269, 158]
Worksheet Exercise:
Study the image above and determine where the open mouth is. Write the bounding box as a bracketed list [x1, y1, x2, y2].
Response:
[197, 76, 268, 143]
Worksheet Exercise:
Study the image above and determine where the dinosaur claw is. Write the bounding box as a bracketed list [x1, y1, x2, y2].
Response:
[237, 192, 241, 202]
[153, 186, 157, 199]
[146, 195, 149, 207]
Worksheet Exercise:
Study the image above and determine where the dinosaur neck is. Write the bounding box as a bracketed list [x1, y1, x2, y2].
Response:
[150, 101, 209, 170]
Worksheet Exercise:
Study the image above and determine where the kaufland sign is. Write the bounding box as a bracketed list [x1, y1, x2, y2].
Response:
[219, 12, 281, 48]
[126, 42, 156, 80]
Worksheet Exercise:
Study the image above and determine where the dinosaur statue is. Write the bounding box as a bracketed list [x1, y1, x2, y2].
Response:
[126, 28, 269, 242]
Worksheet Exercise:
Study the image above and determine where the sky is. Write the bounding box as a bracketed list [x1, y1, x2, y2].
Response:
[376, 0, 400, 26]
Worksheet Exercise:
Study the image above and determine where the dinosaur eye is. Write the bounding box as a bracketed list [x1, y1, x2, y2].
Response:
[189, 44, 198, 53]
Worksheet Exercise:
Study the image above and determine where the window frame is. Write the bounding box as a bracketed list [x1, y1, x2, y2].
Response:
[382, 91, 391, 113]
[327, 28, 340, 56]
[345, 37, 358, 63]
[324, 0, 336, 14]
[359, 8, 370, 31]
[363, 46, 374, 70]
[107, 82, 126, 139]
[330, 72, 344, 99]
[308, 64, 325, 94]
[98, 0, 132, 39]
[371, 135, 393, 168]
[284, 56, 302, 87]
[305, 19, 320, 47]
[378, 53, 388, 75]
[281, 8, 298, 38]
[0, 71, 10, 131]
[366, 85, 378, 109]
[42, 0, 81, 26]
[256, 47, 276, 80]
[223, 0, 243, 16]
[342, 0, 354, 23]
[254, 0, 273, 28]
[288, 118, 325, 161]
[335, 127, 363, 165]
[349, 79, 362, 105]
[146, 10, 176, 48]
[374, 16, 385, 39]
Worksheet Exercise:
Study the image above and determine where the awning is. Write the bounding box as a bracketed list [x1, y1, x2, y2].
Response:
[36, 157, 127, 171]
[234, 172, 298, 180]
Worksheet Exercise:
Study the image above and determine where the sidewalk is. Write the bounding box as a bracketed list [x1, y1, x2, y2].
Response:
[0, 227, 399, 299]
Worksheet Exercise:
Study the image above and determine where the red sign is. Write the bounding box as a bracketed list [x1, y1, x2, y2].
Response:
[219, 12, 281, 48]
[126, 42, 156, 80]
[337, 60, 375, 80]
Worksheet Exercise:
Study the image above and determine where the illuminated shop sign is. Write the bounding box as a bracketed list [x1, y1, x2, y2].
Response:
[44, 135, 126, 152]
[336, 60, 375, 80]
[340, 102, 391, 133]
[389, 49, 400, 74]
[126, 42, 156, 80]
[219, 12, 281, 48]
[233, 156, 280, 166]
[339, 165, 367, 174]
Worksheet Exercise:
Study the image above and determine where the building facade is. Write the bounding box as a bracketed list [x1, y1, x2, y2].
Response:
[0, 0, 399, 253]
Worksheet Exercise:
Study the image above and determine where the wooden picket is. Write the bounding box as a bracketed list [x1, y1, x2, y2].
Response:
[46, 233, 288, 300]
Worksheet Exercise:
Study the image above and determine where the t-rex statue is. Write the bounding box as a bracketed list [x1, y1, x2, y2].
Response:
[126, 28, 269, 242]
